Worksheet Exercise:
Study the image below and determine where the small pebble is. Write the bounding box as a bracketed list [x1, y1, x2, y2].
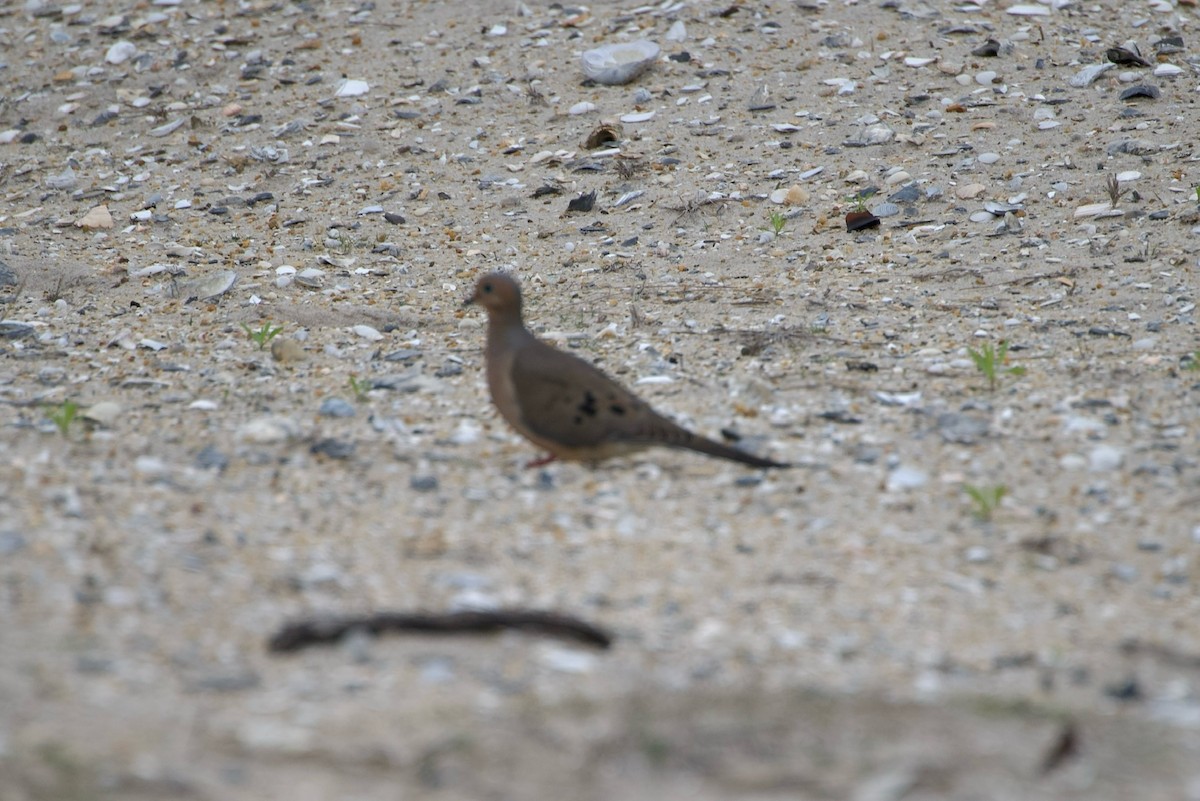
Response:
[319, 398, 356, 418]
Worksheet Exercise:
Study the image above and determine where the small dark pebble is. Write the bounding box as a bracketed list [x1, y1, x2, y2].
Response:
[1148, 209, 1169, 220]
[91, 110, 119, 126]
[383, 212, 405, 224]
[532, 184, 562, 198]
[1086, 326, 1130, 338]
[1104, 678, 1142, 702]
[311, 438, 355, 459]
[668, 51, 691, 63]
[1119, 84, 1160, 101]
[1154, 36, 1184, 54]
[845, 360, 878, 372]
[434, 360, 463, 378]
[194, 444, 229, 471]
[208, 206, 228, 216]
[566, 190, 597, 213]
[394, 110, 421, 120]
[818, 410, 862, 424]
[19, 132, 39, 144]
[246, 192, 274, 206]
[888, 183, 921, 203]
[410, 475, 439, 492]
[382, 348, 422, 363]
[734, 475, 762, 488]
[972, 38, 1001, 57]
[0, 259, 17, 287]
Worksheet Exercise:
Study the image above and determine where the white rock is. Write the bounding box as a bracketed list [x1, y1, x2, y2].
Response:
[105, 40, 137, 64]
[568, 101, 597, 115]
[886, 465, 928, 491]
[665, 20, 686, 43]
[1088, 445, 1124, 473]
[237, 416, 300, 444]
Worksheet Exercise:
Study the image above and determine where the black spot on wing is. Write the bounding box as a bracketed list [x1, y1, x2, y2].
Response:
[577, 390, 597, 418]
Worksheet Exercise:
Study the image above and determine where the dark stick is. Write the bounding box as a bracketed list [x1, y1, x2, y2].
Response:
[268, 609, 613, 653]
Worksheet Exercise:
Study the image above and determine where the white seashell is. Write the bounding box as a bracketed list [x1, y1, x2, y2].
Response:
[179, 270, 237, 300]
[81, 401, 123, 427]
[352, 324, 384, 341]
[1154, 64, 1182, 77]
[619, 111, 655, 123]
[581, 40, 660, 86]
[334, 79, 369, 98]
[1068, 63, 1112, 87]
[568, 101, 597, 115]
[904, 57, 937, 67]
[148, 118, 185, 137]
[1007, 4, 1051, 14]
[1074, 202, 1122, 219]
[105, 40, 137, 64]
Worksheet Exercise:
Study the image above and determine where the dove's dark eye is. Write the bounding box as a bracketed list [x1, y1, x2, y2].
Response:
[482, 283, 493, 293]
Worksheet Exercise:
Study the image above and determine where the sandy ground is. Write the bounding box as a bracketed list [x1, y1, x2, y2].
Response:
[2, 0, 1199, 797]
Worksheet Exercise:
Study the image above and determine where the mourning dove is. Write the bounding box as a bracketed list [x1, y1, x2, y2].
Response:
[467, 273, 788, 469]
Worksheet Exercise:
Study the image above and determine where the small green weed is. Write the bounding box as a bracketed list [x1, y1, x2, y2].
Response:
[1185, 350, 1199, 371]
[348, 375, 370, 402]
[766, 209, 787, 236]
[242, 321, 284, 350]
[46, 400, 78, 436]
[968, 340, 1026, 391]
[964, 483, 1007, 521]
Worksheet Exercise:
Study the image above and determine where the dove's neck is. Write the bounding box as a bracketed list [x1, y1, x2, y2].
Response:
[487, 309, 533, 349]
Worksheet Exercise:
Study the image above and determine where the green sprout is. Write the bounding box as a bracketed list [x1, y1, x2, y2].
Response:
[964, 484, 1007, 521]
[348, 375, 370, 402]
[1194, 185, 1200, 203]
[765, 209, 787, 236]
[1185, 350, 1199, 371]
[847, 192, 871, 213]
[968, 339, 1026, 392]
[241, 320, 284, 350]
[46, 400, 78, 436]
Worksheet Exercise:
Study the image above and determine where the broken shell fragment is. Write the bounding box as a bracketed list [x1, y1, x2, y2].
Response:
[581, 40, 660, 86]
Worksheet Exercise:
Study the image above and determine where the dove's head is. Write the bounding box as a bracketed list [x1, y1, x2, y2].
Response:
[468, 273, 522, 317]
